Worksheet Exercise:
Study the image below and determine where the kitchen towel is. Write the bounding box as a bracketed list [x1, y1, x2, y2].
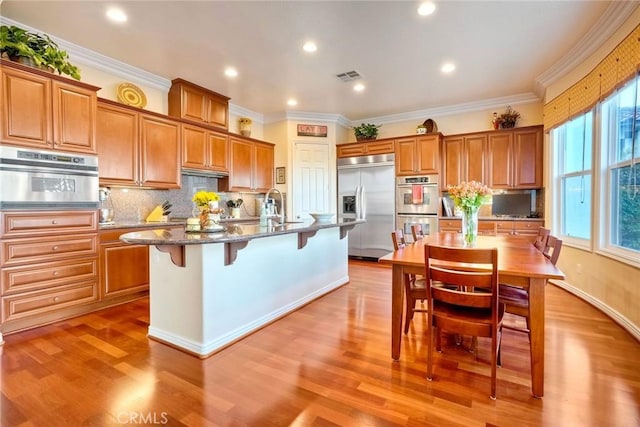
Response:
[412, 185, 423, 204]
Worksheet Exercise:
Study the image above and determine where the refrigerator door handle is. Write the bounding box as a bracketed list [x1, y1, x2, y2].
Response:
[360, 186, 366, 219]
[355, 186, 361, 219]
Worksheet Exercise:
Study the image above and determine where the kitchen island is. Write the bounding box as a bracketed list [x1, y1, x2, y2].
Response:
[120, 219, 362, 357]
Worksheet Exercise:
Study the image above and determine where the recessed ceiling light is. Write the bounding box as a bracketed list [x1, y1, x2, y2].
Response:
[418, 2, 436, 16]
[353, 83, 365, 92]
[287, 99, 298, 106]
[224, 67, 238, 78]
[441, 62, 456, 74]
[106, 8, 127, 23]
[303, 41, 317, 53]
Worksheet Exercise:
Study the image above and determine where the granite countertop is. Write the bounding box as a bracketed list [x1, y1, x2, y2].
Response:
[119, 219, 364, 245]
[98, 216, 261, 230]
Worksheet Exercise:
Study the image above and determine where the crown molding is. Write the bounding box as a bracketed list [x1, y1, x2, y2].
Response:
[0, 17, 171, 91]
[359, 93, 540, 126]
[229, 104, 265, 125]
[264, 111, 351, 128]
[534, 2, 639, 99]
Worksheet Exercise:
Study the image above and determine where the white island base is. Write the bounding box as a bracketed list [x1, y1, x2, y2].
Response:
[146, 227, 349, 357]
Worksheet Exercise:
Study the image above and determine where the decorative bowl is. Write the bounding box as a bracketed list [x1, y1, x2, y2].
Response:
[309, 213, 334, 223]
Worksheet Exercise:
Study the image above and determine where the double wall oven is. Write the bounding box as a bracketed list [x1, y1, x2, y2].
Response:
[395, 175, 439, 241]
[0, 146, 99, 210]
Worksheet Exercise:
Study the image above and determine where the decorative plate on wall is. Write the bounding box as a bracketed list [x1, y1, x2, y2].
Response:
[116, 82, 147, 108]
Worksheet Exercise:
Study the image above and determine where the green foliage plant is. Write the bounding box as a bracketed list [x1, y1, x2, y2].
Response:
[353, 123, 381, 140]
[0, 25, 81, 80]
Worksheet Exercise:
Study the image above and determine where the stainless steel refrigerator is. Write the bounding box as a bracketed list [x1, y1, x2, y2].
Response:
[337, 153, 395, 259]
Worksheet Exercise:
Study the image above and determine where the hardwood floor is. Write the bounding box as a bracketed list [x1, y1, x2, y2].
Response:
[1, 259, 639, 426]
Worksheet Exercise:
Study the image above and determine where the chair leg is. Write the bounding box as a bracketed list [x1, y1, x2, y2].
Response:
[404, 295, 414, 334]
[490, 334, 497, 400]
[427, 324, 434, 381]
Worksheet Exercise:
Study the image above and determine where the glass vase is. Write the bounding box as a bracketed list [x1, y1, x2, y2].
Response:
[461, 206, 479, 246]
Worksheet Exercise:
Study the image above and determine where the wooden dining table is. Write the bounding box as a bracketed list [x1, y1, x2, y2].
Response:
[378, 232, 565, 397]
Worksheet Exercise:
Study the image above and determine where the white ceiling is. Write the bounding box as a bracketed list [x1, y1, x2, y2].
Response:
[1, 1, 637, 121]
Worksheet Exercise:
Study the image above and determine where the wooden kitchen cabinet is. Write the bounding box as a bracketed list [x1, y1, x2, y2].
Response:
[0, 59, 98, 154]
[442, 133, 488, 190]
[495, 219, 544, 236]
[336, 139, 394, 158]
[220, 136, 274, 192]
[488, 126, 542, 189]
[181, 123, 229, 174]
[0, 210, 98, 329]
[168, 78, 230, 130]
[96, 100, 181, 189]
[439, 218, 462, 232]
[395, 134, 441, 176]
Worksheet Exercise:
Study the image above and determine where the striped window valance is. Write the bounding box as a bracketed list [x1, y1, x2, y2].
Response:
[544, 24, 640, 130]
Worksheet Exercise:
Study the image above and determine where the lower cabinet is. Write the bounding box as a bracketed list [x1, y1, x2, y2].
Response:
[99, 228, 151, 300]
[0, 210, 99, 331]
[439, 218, 543, 237]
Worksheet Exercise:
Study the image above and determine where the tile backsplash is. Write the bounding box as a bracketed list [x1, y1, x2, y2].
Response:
[105, 175, 264, 222]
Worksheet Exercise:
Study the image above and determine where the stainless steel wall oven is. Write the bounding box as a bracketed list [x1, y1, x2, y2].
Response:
[395, 175, 439, 241]
[0, 146, 99, 210]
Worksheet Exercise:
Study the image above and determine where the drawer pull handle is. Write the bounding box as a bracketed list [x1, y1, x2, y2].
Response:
[53, 296, 60, 302]
[52, 220, 58, 225]
[53, 271, 59, 276]
[52, 246, 59, 250]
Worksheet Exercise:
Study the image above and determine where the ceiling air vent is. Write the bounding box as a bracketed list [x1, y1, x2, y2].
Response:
[335, 70, 362, 82]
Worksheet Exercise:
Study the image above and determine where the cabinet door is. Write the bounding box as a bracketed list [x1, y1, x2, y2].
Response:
[205, 96, 229, 129]
[513, 128, 542, 188]
[395, 137, 417, 175]
[443, 136, 463, 190]
[100, 243, 149, 299]
[465, 134, 487, 184]
[337, 143, 366, 158]
[140, 114, 181, 189]
[209, 130, 229, 173]
[181, 124, 208, 169]
[416, 135, 440, 174]
[366, 140, 394, 155]
[488, 132, 513, 189]
[96, 103, 139, 186]
[180, 86, 207, 123]
[253, 141, 274, 192]
[227, 137, 254, 191]
[1, 67, 52, 148]
[52, 81, 96, 154]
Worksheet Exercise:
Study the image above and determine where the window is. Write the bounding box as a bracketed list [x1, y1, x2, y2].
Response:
[553, 111, 593, 245]
[601, 78, 640, 255]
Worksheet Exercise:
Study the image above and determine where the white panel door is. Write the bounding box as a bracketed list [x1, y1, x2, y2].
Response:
[293, 142, 330, 220]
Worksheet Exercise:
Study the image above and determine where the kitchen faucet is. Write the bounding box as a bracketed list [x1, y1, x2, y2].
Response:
[263, 188, 285, 224]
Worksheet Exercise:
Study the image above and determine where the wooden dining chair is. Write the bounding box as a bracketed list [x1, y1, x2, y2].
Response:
[391, 230, 427, 333]
[411, 224, 424, 241]
[499, 234, 562, 342]
[532, 226, 550, 251]
[424, 244, 504, 399]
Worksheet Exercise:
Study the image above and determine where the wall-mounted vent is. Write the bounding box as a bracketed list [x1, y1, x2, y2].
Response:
[336, 70, 362, 82]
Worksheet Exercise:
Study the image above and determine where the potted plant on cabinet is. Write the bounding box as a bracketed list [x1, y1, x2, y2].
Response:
[353, 123, 381, 141]
[498, 105, 521, 129]
[0, 25, 81, 80]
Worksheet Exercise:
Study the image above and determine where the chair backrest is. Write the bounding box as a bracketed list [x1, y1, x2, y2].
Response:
[543, 235, 563, 265]
[391, 229, 407, 251]
[533, 227, 550, 252]
[411, 224, 424, 241]
[424, 245, 499, 311]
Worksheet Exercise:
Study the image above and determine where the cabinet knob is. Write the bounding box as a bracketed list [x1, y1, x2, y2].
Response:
[52, 220, 58, 224]
[52, 246, 59, 251]
[53, 296, 60, 302]
[53, 271, 59, 276]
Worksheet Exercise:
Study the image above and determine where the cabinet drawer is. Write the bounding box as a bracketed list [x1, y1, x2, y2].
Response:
[1, 234, 98, 266]
[439, 219, 461, 232]
[1, 258, 97, 294]
[2, 281, 97, 322]
[1, 210, 98, 237]
[513, 220, 544, 235]
[495, 221, 513, 234]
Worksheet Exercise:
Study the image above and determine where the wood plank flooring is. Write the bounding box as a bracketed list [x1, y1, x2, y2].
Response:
[1, 259, 639, 426]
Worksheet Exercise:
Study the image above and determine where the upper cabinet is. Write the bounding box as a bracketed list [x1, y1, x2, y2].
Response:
[168, 78, 230, 130]
[337, 139, 394, 158]
[96, 100, 181, 189]
[0, 60, 98, 154]
[219, 136, 274, 192]
[181, 124, 229, 175]
[395, 134, 441, 176]
[442, 134, 487, 190]
[488, 126, 542, 189]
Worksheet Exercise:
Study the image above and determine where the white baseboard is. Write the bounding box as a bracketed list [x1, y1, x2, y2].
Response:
[550, 280, 640, 341]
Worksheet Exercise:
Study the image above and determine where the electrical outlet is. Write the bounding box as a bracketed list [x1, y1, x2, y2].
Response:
[576, 263, 582, 274]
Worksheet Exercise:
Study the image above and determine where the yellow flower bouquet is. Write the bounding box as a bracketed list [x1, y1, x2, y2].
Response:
[192, 190, 220, 208]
